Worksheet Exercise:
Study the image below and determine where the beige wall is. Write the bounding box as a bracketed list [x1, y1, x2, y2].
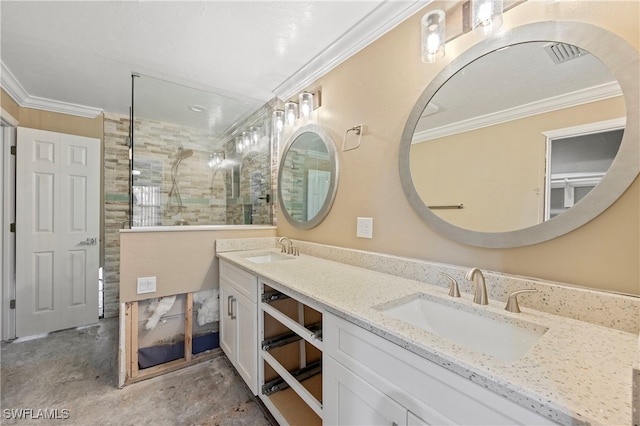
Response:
[276, 1, 640, 295]
[119, 228, 277, 303]
[1, 89, 19, 119]
[411, 96, 626, 232]
[1, 88, 103, 139]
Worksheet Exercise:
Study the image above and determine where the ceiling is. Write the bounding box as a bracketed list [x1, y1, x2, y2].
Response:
[1, 1, 427, 125]
[413, 40, 621, 142]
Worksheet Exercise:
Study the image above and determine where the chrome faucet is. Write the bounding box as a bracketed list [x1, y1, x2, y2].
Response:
[505, 289, 538, 313]
[277, 236, 291, 253]
[277, 236, 299, 256]
[440, 272, 460, 298]
[465, 268, 488, 305]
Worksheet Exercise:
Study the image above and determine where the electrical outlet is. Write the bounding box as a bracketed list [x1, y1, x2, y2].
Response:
[137, 276, 157, 294]
[356, 217, 373, 239]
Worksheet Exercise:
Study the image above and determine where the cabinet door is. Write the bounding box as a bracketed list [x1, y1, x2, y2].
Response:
[219, 279, 236, 360]
[235, 290, 258, 395]
[324, 355, 406, 426]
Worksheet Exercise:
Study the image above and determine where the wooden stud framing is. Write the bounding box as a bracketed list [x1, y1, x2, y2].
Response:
[184, 292, 193, 363]
[123, 291, 220, 386]
[130, 301, 139, 379]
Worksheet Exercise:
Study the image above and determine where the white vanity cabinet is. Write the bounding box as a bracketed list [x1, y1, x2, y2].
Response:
[219, 260, 259, 395]
[323, 313, 557, 426]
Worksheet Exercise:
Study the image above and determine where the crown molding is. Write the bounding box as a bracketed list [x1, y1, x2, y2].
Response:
[1, 62, 103, 119]
[412, 81, 622, 143]
[272, 0, 430, 100]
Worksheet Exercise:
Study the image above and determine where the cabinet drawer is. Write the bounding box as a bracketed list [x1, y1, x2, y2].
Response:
[324, 313, 556, 425]
[220, 260, 258, 303]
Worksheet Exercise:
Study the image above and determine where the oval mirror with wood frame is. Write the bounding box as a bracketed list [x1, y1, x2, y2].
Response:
[399, 21, 639, 248]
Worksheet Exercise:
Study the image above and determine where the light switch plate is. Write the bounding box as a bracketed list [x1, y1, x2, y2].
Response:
[137, 276, 157, 294]
[356, 217, 373, 238]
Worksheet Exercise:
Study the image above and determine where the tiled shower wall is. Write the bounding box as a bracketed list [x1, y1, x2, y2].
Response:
[102, 110, 276, 318]
[132, 116, 272, 227]
[103, 112, 131, 318]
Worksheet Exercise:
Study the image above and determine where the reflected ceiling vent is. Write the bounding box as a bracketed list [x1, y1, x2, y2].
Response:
[544, 42, 588, 65]
[420, 102, 440, 117]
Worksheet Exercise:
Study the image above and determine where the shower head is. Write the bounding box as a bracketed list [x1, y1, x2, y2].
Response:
[170, 147, 194, 161]
[176, 148, 193, 159]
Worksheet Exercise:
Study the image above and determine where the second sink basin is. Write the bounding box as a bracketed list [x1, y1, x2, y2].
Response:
[381, 294, 547, 362]
[243, 252, 295, 264]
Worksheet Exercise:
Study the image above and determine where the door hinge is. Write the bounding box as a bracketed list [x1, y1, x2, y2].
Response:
[10, 223, 16, 233]
[10, 146, 16, 155]
[9, 300, 15, 309]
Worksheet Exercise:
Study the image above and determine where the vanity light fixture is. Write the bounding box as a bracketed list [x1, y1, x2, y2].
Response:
[208, 152, 225, 168]
[250, 126, 261, 146]
[471, 0, 503, 36]
[242, 131, 251, 150]
[235, 135, 244, 154]
[272, 109, 285, 135]
[299, 92, 314, 119]
[421, 10, 446, 63]
[284, 101, 299, 126]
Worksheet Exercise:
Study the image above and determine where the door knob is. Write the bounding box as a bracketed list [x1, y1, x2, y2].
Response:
[81, 237, 97, 245]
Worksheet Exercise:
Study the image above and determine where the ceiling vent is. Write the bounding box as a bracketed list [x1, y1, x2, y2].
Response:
[544, 43, 588, 65]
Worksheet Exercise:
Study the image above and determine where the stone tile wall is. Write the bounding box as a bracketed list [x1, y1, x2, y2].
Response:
[102, 103, 276, 318]
[103, 113, 131, 318]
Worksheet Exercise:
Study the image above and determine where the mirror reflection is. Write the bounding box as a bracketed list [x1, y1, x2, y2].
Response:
[410, 41, 625, 233]
[278, 125, 338, 229]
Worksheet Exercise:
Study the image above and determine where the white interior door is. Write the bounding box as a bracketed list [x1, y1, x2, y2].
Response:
[16, 127, 100, 337]
[2, 125, 17, 341]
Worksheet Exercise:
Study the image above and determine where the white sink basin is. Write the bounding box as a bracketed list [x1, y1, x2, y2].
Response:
[243, 252, 295, 264]
[381, 295, 547, 362]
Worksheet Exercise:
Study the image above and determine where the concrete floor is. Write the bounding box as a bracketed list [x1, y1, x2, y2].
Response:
[0, 318, 273, 425]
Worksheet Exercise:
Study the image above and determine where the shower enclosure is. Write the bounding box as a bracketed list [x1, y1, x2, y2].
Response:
[130, 74, 274, 227]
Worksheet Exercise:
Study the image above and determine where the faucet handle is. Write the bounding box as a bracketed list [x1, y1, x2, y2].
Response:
[505, 289, 537, 313]
[440, 272, 460, 298]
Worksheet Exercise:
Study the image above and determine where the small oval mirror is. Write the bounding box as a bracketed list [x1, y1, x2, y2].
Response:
[278, 124, 339, 229]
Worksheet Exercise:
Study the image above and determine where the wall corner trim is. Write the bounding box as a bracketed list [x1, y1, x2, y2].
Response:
[1, 62, 103, 119]
[272, 0, 429, 100]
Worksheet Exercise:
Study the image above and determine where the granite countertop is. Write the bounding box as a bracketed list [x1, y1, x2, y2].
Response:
[217, 248, 637, 425]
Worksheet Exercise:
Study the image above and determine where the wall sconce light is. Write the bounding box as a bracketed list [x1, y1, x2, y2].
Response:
[236, 135, 244, 154]
[208, 152, 225, 168]
[284, 101, 299, 126]
[299, 92, 314, 119]
[272, 109, 285, 134]
[242, 131, 251, 151]
[421, 10, 446, 63]
[250, 126, 261, 146]
[471, 0, 503, 36]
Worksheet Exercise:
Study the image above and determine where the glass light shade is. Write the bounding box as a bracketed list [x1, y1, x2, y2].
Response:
[208, 152, 225, 168]
[471, 0, 503, 36]
[299, 92, 314, 119]
[421, 10, 446, 63]
[284, 101, 298, 126]
[242, 131, 251, 150]
[250, 126, 261, 146]
[272, 109, 284, 133]
[236, 136, 244, 154]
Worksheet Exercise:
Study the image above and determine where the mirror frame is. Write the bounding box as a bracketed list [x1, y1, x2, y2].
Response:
[399, 21, 639, 248]
[278, 124, 339, 230]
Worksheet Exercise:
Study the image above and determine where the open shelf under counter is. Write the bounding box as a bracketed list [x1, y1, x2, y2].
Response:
[258, 278, 324, 425]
